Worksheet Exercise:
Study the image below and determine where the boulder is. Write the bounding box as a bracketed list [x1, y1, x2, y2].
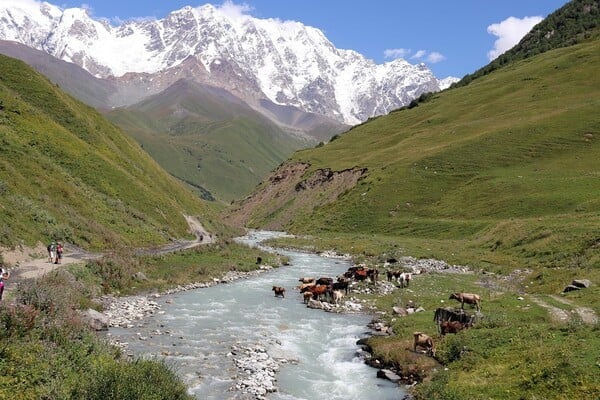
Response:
[81, 308, 109, 331]
[571, 279, 591, 289]
[131, 271, 148, 281]
[377, 369, 401, 382]
[393, 306, 408, 316]
[563, 285, 581, 293]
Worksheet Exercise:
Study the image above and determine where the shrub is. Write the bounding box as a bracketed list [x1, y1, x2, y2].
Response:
[71, 358, 193, 400]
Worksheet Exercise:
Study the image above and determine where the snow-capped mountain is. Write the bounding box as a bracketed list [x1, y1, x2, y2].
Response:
[0, 1, 457, 125]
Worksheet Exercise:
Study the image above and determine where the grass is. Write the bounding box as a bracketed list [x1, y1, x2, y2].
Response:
[264, 228, 600, 399]
[364, 269, 600, 399]
[52, 241, 287, 296]
[0, 54, 214, 250]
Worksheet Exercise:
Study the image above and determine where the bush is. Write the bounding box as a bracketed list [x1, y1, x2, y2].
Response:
[72, 358, 193, 400]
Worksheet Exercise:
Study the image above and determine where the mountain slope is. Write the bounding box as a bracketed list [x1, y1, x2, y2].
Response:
[0, 54, 211, 250]
[225, 35, 600, 268]
[106, 79, 317, 202]
[0, 40, 116, 109]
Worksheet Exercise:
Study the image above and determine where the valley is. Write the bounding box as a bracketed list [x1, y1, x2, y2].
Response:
[0, 0, 599, 399]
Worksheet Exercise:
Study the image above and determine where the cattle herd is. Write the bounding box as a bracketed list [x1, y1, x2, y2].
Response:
[271, 263, 482, 360]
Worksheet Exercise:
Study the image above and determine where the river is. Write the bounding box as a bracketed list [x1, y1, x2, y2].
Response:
[109, 230, 405, 399]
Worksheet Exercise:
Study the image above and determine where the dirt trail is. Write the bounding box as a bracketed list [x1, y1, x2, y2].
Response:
[5, 215, 212, 284]
[530, 295, 598, 325]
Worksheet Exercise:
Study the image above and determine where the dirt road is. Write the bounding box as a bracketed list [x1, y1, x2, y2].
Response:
[4, 215, 213, 284]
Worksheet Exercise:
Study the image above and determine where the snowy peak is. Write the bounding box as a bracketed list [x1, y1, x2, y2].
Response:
[0, 1, 455, 124]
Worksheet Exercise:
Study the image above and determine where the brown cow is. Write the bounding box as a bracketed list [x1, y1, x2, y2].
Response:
[440, 320, 467, 336]
[303, 291, 312, 304]
[413, 332, 436, 357]
[272, 286, 286, 298]
[366, 268, 379, 283]
[307, 284, 331, 301]
[354, 269, 368, 281]
[298, 282, 316, 292]
[298, 277, 315, 284]
[449, 293, 481, 311]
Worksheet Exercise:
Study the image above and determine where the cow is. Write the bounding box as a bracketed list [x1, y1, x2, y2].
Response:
[413, 332, 436, 357]
[298, 277, 315, 284]
[298, 282, 316, 292]
[433, 307, 475, 334]
[316, 277, 334, 286]
[332, 290, 345, 305]
[307, 284, 331, 301]
[302, 291, 312, 304]
[332, 278, 349, 295]
[386, 270, 394, 282]
[353, 269, 368, 281]
[440, 320, 467, 336]
[449, 292, 481, 312]
[403, 272, 412, 287]
[366, 268, 379, 283]
[272, 286, 286, 298]
[387, 270, 405, 284]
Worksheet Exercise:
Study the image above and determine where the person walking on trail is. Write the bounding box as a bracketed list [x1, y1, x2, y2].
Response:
[56, 243, 63, 264]
[47, 242, 54, 262]
[49, 242, 57, 263]
[0, 266, 9, 301]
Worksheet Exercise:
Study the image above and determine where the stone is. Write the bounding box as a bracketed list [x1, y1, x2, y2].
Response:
[131, 271, 148, 281]
[563, 285, 581, 293]
[377, 369, 401, 383]
[392, 306, 407, 316]
[81, 308, 109, 331]
[571, 279, 591, 289]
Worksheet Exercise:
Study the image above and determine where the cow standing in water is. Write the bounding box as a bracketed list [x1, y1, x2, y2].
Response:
[272, 286, 286, 298]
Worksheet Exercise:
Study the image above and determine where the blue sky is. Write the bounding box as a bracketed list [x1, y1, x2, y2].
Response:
[57, 0, 569, 78]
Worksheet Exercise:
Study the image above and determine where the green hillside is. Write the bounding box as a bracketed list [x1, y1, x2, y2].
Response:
[0, 55, 212, 250]
[227, 34, 600, 269]
[106, 79, 313, 202]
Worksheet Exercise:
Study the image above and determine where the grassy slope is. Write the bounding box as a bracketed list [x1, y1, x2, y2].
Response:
[242, 37, 600, 270]
[0, 55, 214, 250]
[106, 80, 311, 202]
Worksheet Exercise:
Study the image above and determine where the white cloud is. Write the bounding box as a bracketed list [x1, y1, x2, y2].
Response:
[411, 50, 427, 60]
[216, 0, 253, 21]
[384, 48, 411, 59]
[405, 49, 446, 64]
[426, 52, 445, 63]
[487, 15, 543, 60]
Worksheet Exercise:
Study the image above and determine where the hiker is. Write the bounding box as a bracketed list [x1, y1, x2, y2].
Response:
[56, 243, 63, 264]
[49, 242, 57, 263]
[47, 242, 53, 262]
[0, 266, 9, 301]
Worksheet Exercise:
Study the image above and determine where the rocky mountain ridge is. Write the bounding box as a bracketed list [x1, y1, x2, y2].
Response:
[0, 1, 457, 125]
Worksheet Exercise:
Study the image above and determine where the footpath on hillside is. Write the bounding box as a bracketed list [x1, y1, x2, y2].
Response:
[4, 214, 212, 288]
